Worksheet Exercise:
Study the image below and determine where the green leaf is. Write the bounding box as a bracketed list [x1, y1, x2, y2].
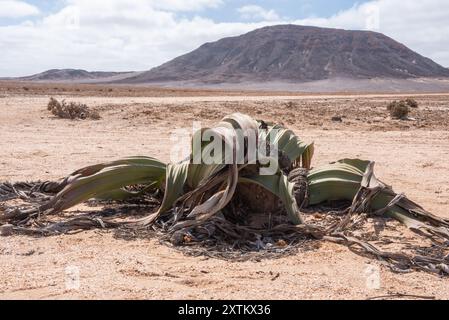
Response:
[159, 162, 190, 213]
[265, 125, 314, 169]
[40, 160, 167, 214]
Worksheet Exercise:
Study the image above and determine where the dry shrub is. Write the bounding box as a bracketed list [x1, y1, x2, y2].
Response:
[405, 98, 419, 108]
[387, 101, 409, 119]
[331, 116, 343, 122]
[47, 97, 101, 120]
[285, 101, 295, 108]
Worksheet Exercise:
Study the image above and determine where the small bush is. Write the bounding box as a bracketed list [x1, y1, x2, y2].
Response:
[331, 116, 343, 122]
[47, 97, 101, 120]
[387, 101, 396, 111]
[405, 98, 419, 108]
[387, 101, 409, 120]
[47, 97, 60, 111]
[285, 101, 294, 108]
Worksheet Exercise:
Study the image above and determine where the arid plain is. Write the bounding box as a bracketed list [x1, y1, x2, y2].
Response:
[1, 82, 448, 299]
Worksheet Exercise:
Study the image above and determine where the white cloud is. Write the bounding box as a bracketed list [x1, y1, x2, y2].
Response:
[0, 0, 449, 77]
[148, 0, 224, 11]
[0, 0, 40, 18]
[63, 0, 223, 14]
[238, 5, 280, 21]
[0, 0, 266, 76]
[291, 0, 449, 68]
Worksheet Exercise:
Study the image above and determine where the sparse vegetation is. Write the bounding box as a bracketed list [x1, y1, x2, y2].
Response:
[331, 116, 343, 122]
[285, 101, 295, 108]
[387, 99, 418, 119]
[405, 98, 419, 108]
[47, 97, 101, 120]
[1, 113, 448, 275]
[388, 100, 410, 119]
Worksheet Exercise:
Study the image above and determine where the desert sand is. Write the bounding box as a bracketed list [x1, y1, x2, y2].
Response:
[0, 83, 448, 300]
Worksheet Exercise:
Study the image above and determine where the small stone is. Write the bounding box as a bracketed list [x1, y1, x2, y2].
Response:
[313, 213, 324, 219]
[276, 240, 288, 248]
[372, 117, 384, 123]
[183, 235, 193, 243]
[331, 116, 343, 122]
[170, 232, 184, 245]
[0, 224, 14, 237]
[438, 264, 449, 274]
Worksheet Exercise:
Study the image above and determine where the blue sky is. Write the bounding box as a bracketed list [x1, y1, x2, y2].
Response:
[0, 0, 448, 76]
[207, 0, 369, 21]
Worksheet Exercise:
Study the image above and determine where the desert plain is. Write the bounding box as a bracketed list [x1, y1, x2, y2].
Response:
[0, 82, 448, 299]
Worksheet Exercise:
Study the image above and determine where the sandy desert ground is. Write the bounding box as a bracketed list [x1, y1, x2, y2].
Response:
[0, 83, 448, 300]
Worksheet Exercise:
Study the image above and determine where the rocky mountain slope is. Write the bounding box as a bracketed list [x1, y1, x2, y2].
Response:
[120, 25, 449, 84]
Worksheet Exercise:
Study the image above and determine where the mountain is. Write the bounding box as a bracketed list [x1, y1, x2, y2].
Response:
[15, 69, 136, 82]
[120, 25, 449, 84]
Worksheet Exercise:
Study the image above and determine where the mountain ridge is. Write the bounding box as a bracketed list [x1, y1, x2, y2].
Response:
[4, 25, 449, 88]
[11, 69, 137, 82]
[119, 24, 449, 84]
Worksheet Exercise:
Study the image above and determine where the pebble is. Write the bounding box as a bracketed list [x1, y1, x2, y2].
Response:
[0, 224, 14, 237]
[331, 116, 343, 122]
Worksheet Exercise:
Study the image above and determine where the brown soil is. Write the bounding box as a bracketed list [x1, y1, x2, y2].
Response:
[1, 84, 448, 300]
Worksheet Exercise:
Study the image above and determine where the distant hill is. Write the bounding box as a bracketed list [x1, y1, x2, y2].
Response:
[5, 24, 449, 92]
[13, 69, 137, 82]
[119, 25, 449, 84]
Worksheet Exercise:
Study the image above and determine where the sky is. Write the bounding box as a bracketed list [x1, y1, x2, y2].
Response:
[0, 0, 448, 77]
